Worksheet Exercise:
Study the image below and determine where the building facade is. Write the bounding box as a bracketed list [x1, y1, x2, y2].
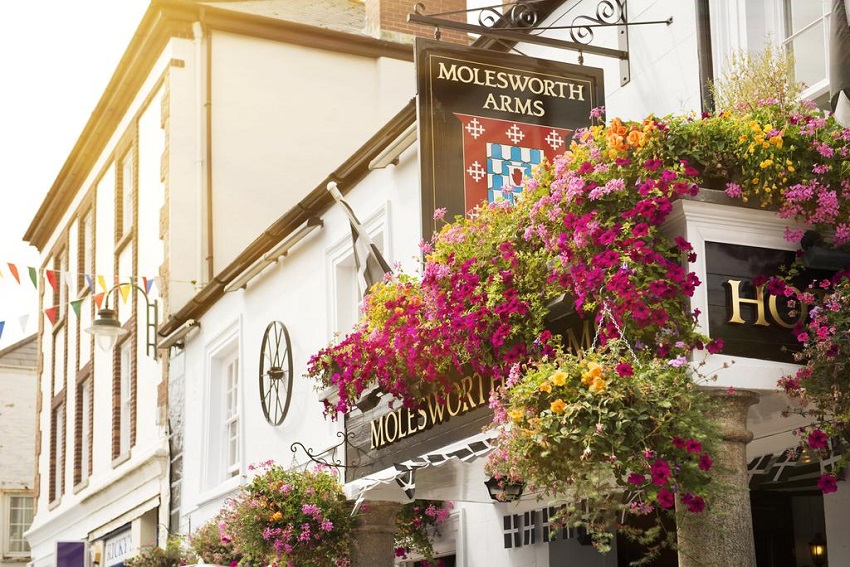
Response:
[0, 337, 36, 567]
[22, 0, 850, 566]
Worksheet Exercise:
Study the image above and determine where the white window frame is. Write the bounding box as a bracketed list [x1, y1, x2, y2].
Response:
[778, 0, 832, 101]
[53, 404, 65, 502]
[80, 380, 92, 483]
[119, 341, 132, 457]
[326, 202, 390, 336]
[3, 493, 34, 558]
[202, 323, 243, 492]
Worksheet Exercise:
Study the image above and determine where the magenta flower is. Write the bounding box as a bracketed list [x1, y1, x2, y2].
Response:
[627, 473, 646, 486]
[807, 429, 829, 450]
[699, 453, 713, 471]
[818, 474, 838, 494]
[685, 439, 703, 454]
[650, 459, 671, 486]
[656, 488, 675, 509]
[615, 362, 634, 377]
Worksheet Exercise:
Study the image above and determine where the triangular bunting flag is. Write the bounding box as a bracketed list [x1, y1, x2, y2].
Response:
[86, 274, 95, 293]
[94, 292, 105, 309]
[8, 263, 20, 284]
[97, 275, 108, 293]
[119, 283, 131, 303]
[28, 267, 38, 289]
[143, 277, 154, 294]
[0, 321, 4, 342]
[18, 314, 29, 333]
[70, 299, 83, 317]
[46, 270, 58, 291]
[44, 306, 58, 326]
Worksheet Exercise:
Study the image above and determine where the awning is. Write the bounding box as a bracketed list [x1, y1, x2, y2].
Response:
[345, 430, 498, 511]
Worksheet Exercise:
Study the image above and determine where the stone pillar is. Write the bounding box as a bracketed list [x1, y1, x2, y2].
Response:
[677, 389, 759, 567]
[351, 501, 402, 567]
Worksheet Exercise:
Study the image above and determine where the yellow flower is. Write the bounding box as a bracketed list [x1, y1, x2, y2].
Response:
[550, 370, 568, 387]
[270, 511, 283, 522]
[509, 409, 525, 423]
[760, 159, 773, 169]
[550, 399, 567, 414]
[589, 378, 607, 394]
[539, 382, 552, 394]
[581, 361, 603, 385]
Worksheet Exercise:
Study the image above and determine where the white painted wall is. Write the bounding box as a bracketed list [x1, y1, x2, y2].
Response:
[27, 46, 173, 567]
[208, 31, 413, 273]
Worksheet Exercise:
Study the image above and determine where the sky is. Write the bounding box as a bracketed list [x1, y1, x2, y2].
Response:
[0, 0, 149, 348]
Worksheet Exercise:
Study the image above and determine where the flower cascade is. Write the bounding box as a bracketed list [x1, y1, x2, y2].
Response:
[218, 462, 356, 567]
[486, 339, 718, 556]
[393, 500, 454, 563]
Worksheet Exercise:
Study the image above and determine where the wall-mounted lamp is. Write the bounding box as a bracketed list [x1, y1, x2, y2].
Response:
[85, 283, 158, 359]
[809, 532, 827, 567]
[484, 476, 525, 502]
[225, 217, 323, 292]
[158, 319, 200, 350]
[369, 122, 416, 170]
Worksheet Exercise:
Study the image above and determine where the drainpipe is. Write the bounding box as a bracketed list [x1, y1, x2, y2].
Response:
[695, 0, 715, 113]
[192, 18, 215, 284]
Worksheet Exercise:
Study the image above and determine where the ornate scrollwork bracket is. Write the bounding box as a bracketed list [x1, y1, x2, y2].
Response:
[290, 430, 372, 473]
[409, 1, 672, 86]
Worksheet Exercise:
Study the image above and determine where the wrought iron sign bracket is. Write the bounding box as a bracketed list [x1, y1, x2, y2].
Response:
[408, 1, 672, 86]
[290, 431, 372, 471]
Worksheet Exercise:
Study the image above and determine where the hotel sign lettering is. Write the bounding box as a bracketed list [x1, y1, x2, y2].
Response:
[415, 38, 604, 240]
[705, 242, 827, 363]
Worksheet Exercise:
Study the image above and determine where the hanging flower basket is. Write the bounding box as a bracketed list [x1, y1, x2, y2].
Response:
[214, 463, 356, 567]
[486, 339, 720, 556]
[393, 500, 454, 562]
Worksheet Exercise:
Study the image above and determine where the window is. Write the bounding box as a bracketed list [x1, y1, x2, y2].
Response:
[4, 494, 34, 557]
[205, 331, 242, 489]
[74, 375, 92, 486]
[223, 355, 240, 477]
[117, 148, 135, 241]
[114, 339, 133, 459]
[50, 402, 65, 502]
[782, 0, 830, 99]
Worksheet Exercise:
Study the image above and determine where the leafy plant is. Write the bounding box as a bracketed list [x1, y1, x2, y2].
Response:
[125, 536, 196, 567]
[393, 500, 453, 562]
[486, 339, 720, 559]
[189, 512, 242, 566]
[221, 462, 356, 567]
[710, 42, 801, 115]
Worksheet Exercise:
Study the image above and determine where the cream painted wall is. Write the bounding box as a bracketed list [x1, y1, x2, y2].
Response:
[208, 31, 413, 272]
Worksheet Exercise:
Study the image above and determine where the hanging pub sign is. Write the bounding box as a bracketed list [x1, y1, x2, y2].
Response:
[415, 38, 605, 239]
[705, 241, 830, 364]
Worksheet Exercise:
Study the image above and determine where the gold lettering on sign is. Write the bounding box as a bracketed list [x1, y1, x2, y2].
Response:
[725, 280, 769, 325]
[367, 371, 499, 449]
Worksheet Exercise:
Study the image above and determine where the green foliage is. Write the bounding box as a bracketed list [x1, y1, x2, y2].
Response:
[710, 43, 801, 115]
[125, 536, 196, 567]
[189, 513, 241, 566]
[487, 340, 721, 557]
[393, 500, 453, 562]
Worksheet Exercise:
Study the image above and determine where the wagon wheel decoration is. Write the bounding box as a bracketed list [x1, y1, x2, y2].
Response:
[259, 321, 293, 426]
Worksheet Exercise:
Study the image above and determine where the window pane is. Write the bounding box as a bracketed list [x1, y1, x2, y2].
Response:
[787, 22, 826, 88]
[784, 0, 824, 35]
[8, 495, 34, 553]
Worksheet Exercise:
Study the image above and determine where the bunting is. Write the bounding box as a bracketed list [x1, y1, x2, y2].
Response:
[28, 267, 38, 289]
[46, 270, 58, 292]
[44, 307, 58, 325]
[7, 263, 20, 284]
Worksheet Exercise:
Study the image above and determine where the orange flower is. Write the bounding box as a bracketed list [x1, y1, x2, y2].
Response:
[626, 129, 644, 148]
[589, 378, 607, 394]
[539, 382, 552, 393]
[509, 409, 524, 423]
[270, 511, 283, 522]
[581, 361, 603, 385]
[550, 399, 567, 414]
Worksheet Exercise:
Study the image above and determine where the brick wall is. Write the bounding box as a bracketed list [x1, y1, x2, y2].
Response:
[365, 0, 469, 45]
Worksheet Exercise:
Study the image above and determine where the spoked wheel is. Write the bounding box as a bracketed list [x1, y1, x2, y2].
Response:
[259, 321, 293, 426]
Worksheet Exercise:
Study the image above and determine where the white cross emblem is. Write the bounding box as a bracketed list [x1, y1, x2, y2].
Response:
[545, 129, 564, 151]
[467, 161, 486, 182]
[465, 117, 485, 139]
[506, 124, 525, 144]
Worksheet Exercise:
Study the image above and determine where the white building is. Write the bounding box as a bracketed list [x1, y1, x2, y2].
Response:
[0, 336, 36, 567]
[22, 0, 433, 565]
[23, 0, 850, 565]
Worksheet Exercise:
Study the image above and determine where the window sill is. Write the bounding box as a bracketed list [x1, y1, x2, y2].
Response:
[196, 475, 242, 508]
[73, 478, 90, 494]
[1, 555, 31, 562]
[48, 497, 62, 511]
[112, 451, 132, 469]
